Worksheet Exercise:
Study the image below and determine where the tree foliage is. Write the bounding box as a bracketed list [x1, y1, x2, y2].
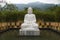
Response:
[0, 4, 60, 22]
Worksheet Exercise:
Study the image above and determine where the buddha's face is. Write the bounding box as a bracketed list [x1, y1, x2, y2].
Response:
[28, 7, 33, 14]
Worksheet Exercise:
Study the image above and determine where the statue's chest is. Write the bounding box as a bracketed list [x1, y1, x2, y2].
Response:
[26, 15, 34, 21]
[27, 15, 33, 18]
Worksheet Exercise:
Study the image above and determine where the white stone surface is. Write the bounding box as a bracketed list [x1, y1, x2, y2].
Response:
[19, 7, 40, 36]
[19, 30, 40, 36]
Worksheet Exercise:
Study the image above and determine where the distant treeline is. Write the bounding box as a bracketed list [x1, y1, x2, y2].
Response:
[0, 4, 60, 22]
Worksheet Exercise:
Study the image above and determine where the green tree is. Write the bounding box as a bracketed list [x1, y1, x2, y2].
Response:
[3, 4, 18, 11]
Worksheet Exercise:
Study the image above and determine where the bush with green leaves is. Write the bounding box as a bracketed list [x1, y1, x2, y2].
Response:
[0, 4, 60, 22]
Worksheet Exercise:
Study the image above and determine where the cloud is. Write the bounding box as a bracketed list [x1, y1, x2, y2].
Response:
[5, 0, 38, 4]
[40, 0, 60, 4]
[5, 0, 60, 4]
[58, 0, 60, 3]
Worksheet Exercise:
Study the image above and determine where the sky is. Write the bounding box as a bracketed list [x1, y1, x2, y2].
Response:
[0, 0, 60, 4]
[4, 0, 60, 4]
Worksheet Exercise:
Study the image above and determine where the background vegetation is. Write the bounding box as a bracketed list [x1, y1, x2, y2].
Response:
[0, 4, 60, 22]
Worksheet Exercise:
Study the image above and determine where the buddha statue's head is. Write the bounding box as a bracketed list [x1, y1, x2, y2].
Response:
[28, 7, 33, 14]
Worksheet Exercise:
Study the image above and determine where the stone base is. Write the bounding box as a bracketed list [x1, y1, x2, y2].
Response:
[19, 29, 40, 36]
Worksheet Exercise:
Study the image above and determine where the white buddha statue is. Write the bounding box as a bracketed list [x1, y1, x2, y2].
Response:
[19, 7, 40, 35]
[21, 7, 38, 30]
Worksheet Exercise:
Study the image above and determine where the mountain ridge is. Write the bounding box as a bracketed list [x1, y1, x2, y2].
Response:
[15, 2, 60, 10]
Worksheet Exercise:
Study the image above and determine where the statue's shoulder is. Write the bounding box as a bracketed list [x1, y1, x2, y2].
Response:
[32, 14, 35, 16]
[32, 14, 35, 15]
[25, 14, 29, 16]
[25, 14, 28, 15]
[25, 14, 35, 16]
